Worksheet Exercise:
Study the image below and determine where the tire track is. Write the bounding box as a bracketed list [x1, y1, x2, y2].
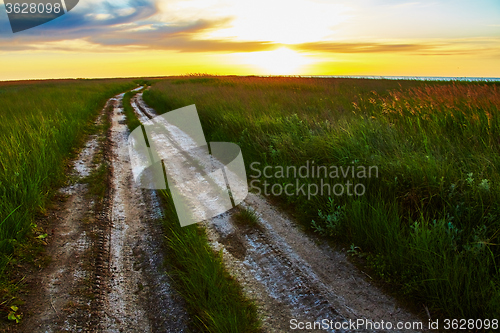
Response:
[101, 92, 190, 332]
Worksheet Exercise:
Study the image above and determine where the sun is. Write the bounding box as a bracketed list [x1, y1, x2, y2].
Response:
[238, 48, 314, 75]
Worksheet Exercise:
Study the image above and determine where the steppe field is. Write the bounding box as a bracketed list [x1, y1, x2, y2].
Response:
[0, 76, 499, 332]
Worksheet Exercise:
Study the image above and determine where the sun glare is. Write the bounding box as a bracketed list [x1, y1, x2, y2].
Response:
[237, 47, 314, 75]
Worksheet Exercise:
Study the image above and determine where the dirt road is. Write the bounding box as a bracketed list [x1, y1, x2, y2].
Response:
[16, 89, 426, 332]
[17, 92, 189, 332]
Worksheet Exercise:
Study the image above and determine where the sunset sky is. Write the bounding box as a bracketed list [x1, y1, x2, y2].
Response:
[0, 0, 499, 80]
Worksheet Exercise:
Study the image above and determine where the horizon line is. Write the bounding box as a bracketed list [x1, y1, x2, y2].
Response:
[1, 74, 500, 83]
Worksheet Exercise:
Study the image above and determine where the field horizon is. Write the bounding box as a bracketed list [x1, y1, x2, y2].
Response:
[2, 74, 500, 83]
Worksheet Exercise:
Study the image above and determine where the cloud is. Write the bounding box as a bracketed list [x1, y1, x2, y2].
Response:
[289, 38, 500, 56]
[1, 0, 498, 57]
[0, 0, 158, 44]
[0, 0, 279, 53]
[87, 18, 277, 52]
[30, 0, 157, 35]
[290, 41, 436, 54]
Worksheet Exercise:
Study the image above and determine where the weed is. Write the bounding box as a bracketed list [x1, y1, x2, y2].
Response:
[347, 243, 362, 256]
[7, 305, 21, 323]
[234, 207, 260, 229]
[311, 197, 345, 236]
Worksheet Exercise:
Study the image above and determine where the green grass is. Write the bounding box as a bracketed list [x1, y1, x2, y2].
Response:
[143, 76, 500, 320]
[81, 102, 114, 208]
[122, 90, 142, 131]
[121, 88, 261, 332]
[0, 79, 135, 317]
[234, 207, 261, 230]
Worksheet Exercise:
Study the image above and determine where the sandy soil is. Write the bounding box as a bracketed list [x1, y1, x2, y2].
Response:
[101, 93, 189, 332]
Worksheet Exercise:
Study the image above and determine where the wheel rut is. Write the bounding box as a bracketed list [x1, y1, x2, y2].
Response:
[100, 93, 190, 332]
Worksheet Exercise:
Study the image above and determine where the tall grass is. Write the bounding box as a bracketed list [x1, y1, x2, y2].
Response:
[144, 76, 500, 320]
[0, 79, 135, 274]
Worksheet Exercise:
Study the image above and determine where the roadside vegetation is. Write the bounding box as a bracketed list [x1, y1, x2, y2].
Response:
[0, 79, 135, 321]
[144, 76, 500, 320]
[122, 89, 261, 332]
[159, 189, 261, 333]
[234, 207, 261, 230]
[81, 102, 114, 208]
[122, 90, 142, 131]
